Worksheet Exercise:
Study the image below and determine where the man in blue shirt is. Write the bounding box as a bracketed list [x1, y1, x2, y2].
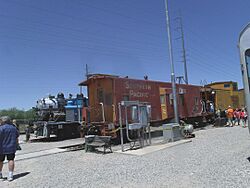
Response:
[0, 116, 19, 181]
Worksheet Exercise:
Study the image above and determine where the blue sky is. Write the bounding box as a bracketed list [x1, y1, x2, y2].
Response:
[0, 0, 249, 110]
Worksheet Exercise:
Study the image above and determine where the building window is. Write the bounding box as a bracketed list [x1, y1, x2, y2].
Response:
[224, 84, 230, 88]
[232, 83, 238, 91]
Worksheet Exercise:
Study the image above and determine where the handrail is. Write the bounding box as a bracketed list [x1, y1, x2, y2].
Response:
[99, 102, 105, 123]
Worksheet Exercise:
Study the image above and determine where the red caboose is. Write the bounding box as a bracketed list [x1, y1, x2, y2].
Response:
[79, 74, 211, 134]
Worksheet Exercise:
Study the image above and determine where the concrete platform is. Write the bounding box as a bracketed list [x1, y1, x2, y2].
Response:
[115, 139, 192, 156]
[13, 148, 67, 163]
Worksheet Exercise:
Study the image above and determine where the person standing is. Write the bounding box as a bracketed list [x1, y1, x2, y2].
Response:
[12, 119, 21, 150]
[25, 124, 31, 142]
[244, 108, 248, 127]
[233, 108, 241, 126]
[216, 109, 221, 118]
[12, 119, 19, 131]
[0, 116, 19, 181]
[226, 106, 234, 127]
[240, 109, 247, 128]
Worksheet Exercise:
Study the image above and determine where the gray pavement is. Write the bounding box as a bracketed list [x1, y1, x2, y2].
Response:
[17, 135, 85, 155]
[1, 126, 250, 188]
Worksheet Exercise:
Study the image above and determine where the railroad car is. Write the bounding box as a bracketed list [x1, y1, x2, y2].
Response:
[79, 74, 214, 136]
[239, 23, 250, 132]
[33, 93, 88, 138]
[206, 81, 245, 111]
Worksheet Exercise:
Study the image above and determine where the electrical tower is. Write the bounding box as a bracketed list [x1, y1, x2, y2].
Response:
[175, 14, 188, 84]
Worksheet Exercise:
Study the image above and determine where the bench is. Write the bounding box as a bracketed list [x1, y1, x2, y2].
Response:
[85, 135, 112, 154]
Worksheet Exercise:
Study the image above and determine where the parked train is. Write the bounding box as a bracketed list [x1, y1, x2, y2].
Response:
[79, 74, 215, 137]
[34, 73, 245, 139]
[33, 92, 88, 138]
[239, 23, 250, 133]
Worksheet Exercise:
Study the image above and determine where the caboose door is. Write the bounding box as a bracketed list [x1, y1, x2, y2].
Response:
[160, 88, 168, 120]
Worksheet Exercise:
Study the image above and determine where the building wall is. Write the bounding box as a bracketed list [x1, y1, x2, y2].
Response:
[207, 82, 244, 110]
[215, 90, 231, 110]
[207, 82, 237, 93]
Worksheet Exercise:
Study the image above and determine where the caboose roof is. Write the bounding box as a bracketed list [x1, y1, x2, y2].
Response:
[78, 74, 119, 86]
[79, 73, 201, 88]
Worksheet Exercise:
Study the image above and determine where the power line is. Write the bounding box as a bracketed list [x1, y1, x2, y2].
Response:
[2, 0, 166, 39]
[74, 0, 161, 27]
[0, 24, 239, 82]
[187, 47, 240, 75]
[3, 0, 238, 71]
[181, 30, 239, 73]
[0, 32, 168, 67]
[0, 0, 241, 84]
[184, 26, 238, 64]
[188, 54, 240, 79]
[186, 46, 240, 77]
[0, 22, 167, 57]
[0, 14, 166, 50]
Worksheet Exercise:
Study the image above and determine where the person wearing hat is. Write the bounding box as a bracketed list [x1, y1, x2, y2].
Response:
[0, 116, 19, 181]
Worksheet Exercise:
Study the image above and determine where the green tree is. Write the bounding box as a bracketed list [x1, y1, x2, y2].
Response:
[0, 108, 36, 121]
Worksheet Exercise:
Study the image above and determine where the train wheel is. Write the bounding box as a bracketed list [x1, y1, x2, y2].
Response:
[181, 129, 190, 138]
[57, 130, 64, 140]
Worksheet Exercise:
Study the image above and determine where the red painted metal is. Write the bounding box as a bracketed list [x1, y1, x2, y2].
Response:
[79, 74, 204, 125]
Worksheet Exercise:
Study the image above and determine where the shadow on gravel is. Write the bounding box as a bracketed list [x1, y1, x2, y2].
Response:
[13, 172, 30, 180]
[29, 137, 58, 143]
[29, 135, 80, 143]
[59, 144, 85, 152]
[247, 157, 250, 162]
[86, 148, 113, 155]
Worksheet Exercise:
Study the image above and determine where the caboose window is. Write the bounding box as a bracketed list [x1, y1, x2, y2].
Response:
[105, 93, 112, 105]
[123, 95, 129, 101]
[179, 95, 184, 106]
[245, 49, 250, 91]
[97, 88, 104, 103]
[160, 95, 166, 104]
[194, 97, 198, 105]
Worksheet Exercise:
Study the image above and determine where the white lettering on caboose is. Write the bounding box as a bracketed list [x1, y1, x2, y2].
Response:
[125, 81, 151, 90]
[129, 90, 149, 98]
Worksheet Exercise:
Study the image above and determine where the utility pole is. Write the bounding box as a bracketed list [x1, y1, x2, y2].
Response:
[175, 15, 188, 84]
[164, 0, 179, 123]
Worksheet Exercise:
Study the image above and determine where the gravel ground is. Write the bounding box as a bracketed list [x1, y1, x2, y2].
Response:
[1, 126, 250, 188]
